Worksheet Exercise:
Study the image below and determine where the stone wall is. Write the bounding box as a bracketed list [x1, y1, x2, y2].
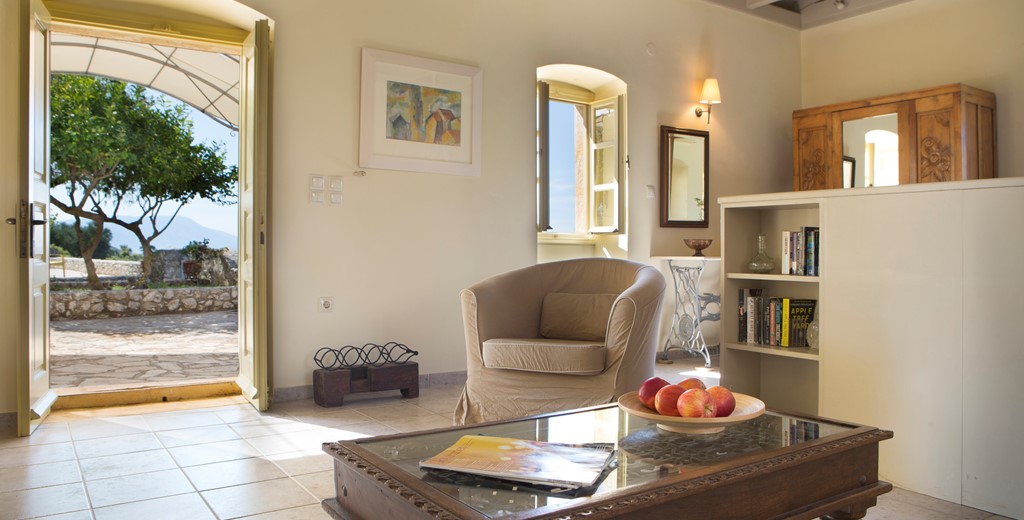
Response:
[51, 286, 238, 321]
[62, 257, 142, 277]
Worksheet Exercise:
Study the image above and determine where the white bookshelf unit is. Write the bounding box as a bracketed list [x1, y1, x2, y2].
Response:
[717, 179, 1024, 520]
[719, 199, 821, 416]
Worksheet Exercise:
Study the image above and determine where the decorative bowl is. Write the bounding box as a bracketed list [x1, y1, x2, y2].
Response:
[617, 391, 765, 434]
[683, 238, 713, 257]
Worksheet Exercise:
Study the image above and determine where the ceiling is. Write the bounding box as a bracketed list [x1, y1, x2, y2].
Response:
[708, 0, 915, 29]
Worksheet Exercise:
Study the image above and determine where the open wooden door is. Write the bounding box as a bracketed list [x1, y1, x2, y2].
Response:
[16, 0, 57, 436]
[236, 19, 271, 411]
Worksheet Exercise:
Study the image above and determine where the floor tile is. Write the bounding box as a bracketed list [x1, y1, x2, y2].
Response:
[0, 442, 77, 469]
[0, 482, 89, 519]
[227, 419, 319, 439]
[0, 423, 71, 448]
[73, 432, 162, 459]
[236, 503, 335, 520]
[201, 477, 317, 519]
[381, 413, 454, 433]
[85, 468, 194, 508]
[291, 470, 334, 501]
[156, 423, 242, 448]
[0, 460, 81, 493]
[67, 416, 151, 441]
[143, 411, 224, 432]
[168, 438, 261, 467]
[266, 449, 334, 476]
[26, 510, 94, 520]
[182, 456, 287, 491]
[355, 402, 441, 422]
[78, 449, 178, 480]
[92, 492, 216, 520]
[244, 427, 358, 457]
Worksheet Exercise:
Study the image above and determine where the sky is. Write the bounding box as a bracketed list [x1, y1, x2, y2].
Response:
[548, 100, 578, 233]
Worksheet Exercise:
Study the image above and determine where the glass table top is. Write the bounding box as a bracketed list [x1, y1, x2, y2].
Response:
[349, 405, 853, 518]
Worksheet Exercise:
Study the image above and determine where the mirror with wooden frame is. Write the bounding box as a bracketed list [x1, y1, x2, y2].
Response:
[660, 126, 709, 228]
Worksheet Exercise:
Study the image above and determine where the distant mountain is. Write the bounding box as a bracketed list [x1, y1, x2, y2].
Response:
[60, 216, 237, 253]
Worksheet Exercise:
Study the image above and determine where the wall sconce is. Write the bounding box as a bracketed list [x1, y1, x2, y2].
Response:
[694, 78, 722, 124]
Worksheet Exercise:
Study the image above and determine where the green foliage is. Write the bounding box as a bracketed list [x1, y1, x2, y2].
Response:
[49, 219, 112, 259]
[180, 238, 222, 261]
[49, 74, 238, 286]
[107, 245, 142, 261]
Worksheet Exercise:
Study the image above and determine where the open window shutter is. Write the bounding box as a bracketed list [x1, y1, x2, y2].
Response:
[537, 81, 551, 232]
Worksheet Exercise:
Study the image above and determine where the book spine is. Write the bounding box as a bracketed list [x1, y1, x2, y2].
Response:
[790, 232, 797, 275]
[781, 298, 790, 347]
[796, 228, 805, 276]
[775, 299, 782, 346]
[768, 298, 776, 346]
[746, 295, 757, 343]
[813, 229, 820, 276]
[738, 288, 747, 342]
[781, 231, 791, 275]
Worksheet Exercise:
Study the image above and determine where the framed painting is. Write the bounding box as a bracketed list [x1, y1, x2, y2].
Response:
[359, 48, 483, 176]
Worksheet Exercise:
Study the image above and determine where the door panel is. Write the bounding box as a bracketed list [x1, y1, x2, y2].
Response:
[19, 0, 57, 436]
[236, 19, 270, 411]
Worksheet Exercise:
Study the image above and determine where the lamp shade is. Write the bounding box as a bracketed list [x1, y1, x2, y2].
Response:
[699, 78, 722, 105]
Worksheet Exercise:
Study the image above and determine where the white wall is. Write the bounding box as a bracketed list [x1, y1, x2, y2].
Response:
[801, 0, 1024, 177]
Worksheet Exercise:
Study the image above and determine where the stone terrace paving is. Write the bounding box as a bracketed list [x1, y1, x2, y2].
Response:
[50, 310, 238, 388]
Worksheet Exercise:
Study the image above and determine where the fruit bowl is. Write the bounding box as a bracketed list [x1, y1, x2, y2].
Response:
[618, 391, 765, 434]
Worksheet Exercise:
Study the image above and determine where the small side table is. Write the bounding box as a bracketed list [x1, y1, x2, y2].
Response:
[654, 256, 721, 368]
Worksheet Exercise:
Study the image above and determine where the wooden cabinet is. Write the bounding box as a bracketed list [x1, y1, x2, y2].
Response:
[720, 179, 1024, 519]
[792, 84, 996, 190]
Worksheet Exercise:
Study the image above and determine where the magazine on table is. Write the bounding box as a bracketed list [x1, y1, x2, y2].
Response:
[419, 435, 617, 492]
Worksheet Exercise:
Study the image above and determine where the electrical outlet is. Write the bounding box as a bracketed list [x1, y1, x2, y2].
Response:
[318, 297, 335, 312]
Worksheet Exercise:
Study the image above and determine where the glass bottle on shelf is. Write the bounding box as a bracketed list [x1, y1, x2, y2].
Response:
[807, 319, 820, 350]
[747, 234, 776, 274]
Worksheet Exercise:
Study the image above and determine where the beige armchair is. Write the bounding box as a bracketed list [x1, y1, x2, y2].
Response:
[454, 258, 666, 425]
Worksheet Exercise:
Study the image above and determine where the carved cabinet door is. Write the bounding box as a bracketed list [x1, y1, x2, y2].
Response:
[793, 113, 830, 191]
[914, 93, 958, 183]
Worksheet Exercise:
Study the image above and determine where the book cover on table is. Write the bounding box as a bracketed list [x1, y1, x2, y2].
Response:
[419, 435, 616, 491]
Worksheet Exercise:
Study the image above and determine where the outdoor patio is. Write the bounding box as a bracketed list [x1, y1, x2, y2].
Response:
[50, 310, 239, 389]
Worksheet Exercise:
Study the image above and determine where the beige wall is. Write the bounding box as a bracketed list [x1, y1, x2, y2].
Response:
[238, 0, 800, 392]
[0, 0, 802, 413]
[801, 0, 1024, 177]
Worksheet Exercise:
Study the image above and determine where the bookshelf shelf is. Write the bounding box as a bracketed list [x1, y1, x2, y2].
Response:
[726, 273, 819, 283]
[724, 342, 819, 361]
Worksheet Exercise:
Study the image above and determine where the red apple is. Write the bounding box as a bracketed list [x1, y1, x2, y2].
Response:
[677, 388, 717, 418]
[654, 384, 686, 416]
[677, 377, 707, 391]
[706, 386, 736, 417]
[638, 377, 671, 410]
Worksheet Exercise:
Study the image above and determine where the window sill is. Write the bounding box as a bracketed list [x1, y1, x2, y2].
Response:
[537, 232, 597, 245]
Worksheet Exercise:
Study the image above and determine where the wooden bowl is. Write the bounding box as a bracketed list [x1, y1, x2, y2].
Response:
[618, 391, 765, 434]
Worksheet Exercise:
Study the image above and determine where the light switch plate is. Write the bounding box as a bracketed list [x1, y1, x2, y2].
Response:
[310, 175, 325, 190]
[329, 176, 343, 191]
[310, 189, 325, 203]
[329, 192, 343, 205]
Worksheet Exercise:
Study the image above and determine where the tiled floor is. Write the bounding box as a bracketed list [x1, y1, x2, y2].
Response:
[0, 362, 1012, 519]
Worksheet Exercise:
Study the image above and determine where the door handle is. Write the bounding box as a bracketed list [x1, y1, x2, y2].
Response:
[5, 217, 15, 225]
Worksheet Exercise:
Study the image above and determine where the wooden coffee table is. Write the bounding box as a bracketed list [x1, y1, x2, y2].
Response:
[322, 404, 892, 519]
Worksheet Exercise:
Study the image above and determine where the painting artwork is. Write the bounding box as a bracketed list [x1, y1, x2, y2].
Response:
[360, 48, 482, 176]
[386, 81, 461, 146]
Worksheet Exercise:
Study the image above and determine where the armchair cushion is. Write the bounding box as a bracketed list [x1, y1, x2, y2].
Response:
[539, 292, 618, 341]
[482, 338, 605, 375]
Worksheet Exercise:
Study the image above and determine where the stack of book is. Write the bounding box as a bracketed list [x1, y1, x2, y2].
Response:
[738, 290, 817, 348]
[419, 435, 617, 494]
[780, 226, 820, 276]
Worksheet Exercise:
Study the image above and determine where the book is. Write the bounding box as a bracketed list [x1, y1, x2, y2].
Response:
[745, 289, 763, 343]
[781, 298, 790, 347]
[803, 226, 820, 276]
[788, 299, 817, 348]
[419, 435, 616, 491]
[781, 231, 791, 275]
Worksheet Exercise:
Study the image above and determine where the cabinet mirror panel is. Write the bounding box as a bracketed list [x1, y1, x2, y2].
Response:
[841, 113, 899, 188]
[660, 126, 709, 227]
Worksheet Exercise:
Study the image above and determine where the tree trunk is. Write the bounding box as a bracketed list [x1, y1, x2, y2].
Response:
[74, 217, 105, 290]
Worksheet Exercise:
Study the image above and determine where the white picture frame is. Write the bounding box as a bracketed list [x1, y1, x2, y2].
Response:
[359, 48, 483, 176]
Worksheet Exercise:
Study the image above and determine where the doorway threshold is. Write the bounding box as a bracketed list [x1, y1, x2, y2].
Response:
[53, 377, 240, 410]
